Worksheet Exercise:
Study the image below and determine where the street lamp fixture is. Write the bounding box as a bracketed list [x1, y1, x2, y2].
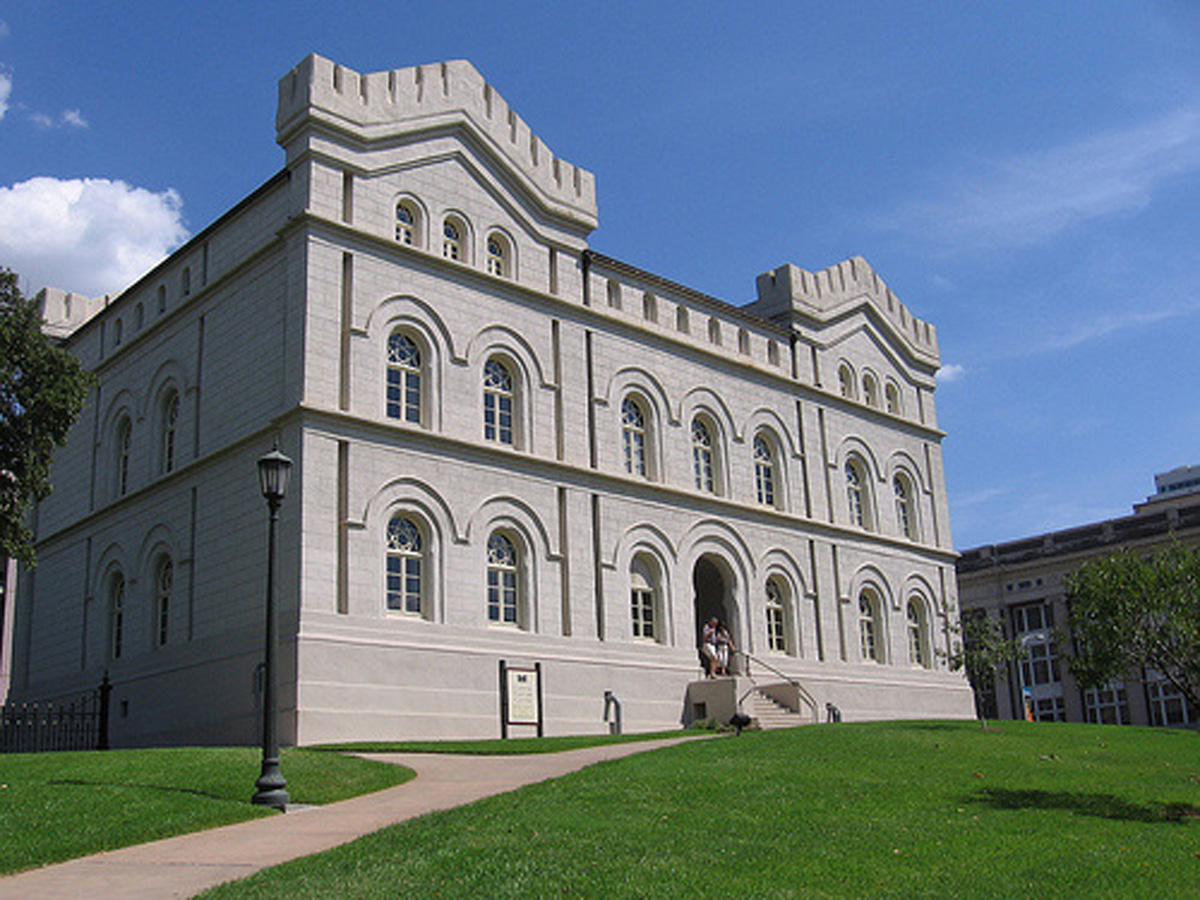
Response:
[252, 443, 292, 810]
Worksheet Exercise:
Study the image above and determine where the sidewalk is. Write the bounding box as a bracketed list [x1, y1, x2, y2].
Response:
[0, 736, 698, 900]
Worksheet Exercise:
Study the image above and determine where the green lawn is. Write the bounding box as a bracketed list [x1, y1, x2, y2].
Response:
[201, 721, 1200, 899]
[0, 746, 413, 875]
[313, 728, 713, 755]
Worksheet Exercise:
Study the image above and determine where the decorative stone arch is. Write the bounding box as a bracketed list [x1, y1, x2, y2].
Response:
[468, 326, 550, 452]
[743, 410, 796, 512]
[848, 564, 894, 665]
[603, 368, 673, 481]
[469, 496, 554, 633]
[362, 477, 459, 623]
[679, 520, 755, 659]
[677, 386, 738, 442]
[137, 526, 180, 648]
[612, 523, 677, 645]
[93, 543, 130, 661]
[901, 574, 939, 669]
[758, 547, 808, 657]
[367, 295, 457, 430]
[884, 449, 929, 493]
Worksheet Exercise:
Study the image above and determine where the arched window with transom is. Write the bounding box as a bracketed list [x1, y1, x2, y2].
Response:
[486, 232, 510, 278]
[386, 515, 424, 614]
[766, 578, 788, 653]
[754, 433, 776, 507]
[845, 457, 872, 530]
[161, 390, 180, 474]
[630, 554, 660, 641]
[154, 556, 173, 646]
[483, 358, 515, 446]
[109, 571, 126, 660]
[442, 217, 464, 261]
[387, 332, 422, 424]
[395, 201, 420, 246]
[894, 473, 918, 541]
[621, 397, 648, 478]
[486, 532, 520, 626]
[691, 418, 716, 494]
[859, 590, 882, 663]
[907, 599, 929, 668]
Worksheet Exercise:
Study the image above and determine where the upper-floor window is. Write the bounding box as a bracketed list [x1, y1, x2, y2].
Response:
[859, 591, 882, 663]
[642, 292, 657, 323]
[116, 417, 132, 497]
[395, 201, 419, 246]
[483, 359, 515, 446]
[486, 532, 520, 626]
[893, 474, 917, 540]
[387, 332, 422, 424]
[113, 319, 124, 346]
[161, 390, 180, 474]
[838, 363, 855, 400]
[767, 340, 780, 366]
[737, 328, 750, 355]
[906, 599, 928, 667]
[181, 266, 191, 297]
[442, 218, 464, 261]
[845, 458, 871, 529]
[621, 397, 648, 478]
[155, 557, 173, 647]
[766, 578, 787, 653]
[486, 233, 510, 278]
[606, 279, 622, 309]
[754, 434, 776, 507]
[885, 382, 902, 416]
[708, 317, 722, 345]
[863, 373, 880, 408]
[134, 303, 145, 331]
[109, 572, 125, 660]
[676, 306, 690, 334]
[386, 515, 424, 615]
[157, 285, 167, 314]
[691, 418, 716, 494]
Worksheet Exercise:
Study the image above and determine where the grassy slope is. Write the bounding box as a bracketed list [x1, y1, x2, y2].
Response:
[313, 729, 714, 755]
[0, 746, 413, 875]
[203, 721, 1200, 900]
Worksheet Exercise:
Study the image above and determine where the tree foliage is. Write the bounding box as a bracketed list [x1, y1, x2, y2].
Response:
[1065, 543, 1200, 711]
[946, 610, 1022, 722]
[0, 268, 95, 565]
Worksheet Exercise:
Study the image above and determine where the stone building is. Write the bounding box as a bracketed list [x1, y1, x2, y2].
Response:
[8, 56, 973, 746]
[957, 468, 1200, 728]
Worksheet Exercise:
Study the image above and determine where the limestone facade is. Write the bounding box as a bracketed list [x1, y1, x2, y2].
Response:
[10, 56, 973, 745]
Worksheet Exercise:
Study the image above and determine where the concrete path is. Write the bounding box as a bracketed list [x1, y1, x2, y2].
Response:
[0, 737, 699, 900]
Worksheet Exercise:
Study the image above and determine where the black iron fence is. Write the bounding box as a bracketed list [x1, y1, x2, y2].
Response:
[0, 674, 111, 753]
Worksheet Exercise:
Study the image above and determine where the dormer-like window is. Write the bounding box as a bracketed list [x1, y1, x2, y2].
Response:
[486, 233, 510, 278]
[863, 373, 880, 408]
[395, 202, 420, 246]
[442, 219, 464, 261]
[885, 382, 902, 416]
[838, 363, 856, 400]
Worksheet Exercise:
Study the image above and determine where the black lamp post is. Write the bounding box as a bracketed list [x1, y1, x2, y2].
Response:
[252, 444, 292, 810]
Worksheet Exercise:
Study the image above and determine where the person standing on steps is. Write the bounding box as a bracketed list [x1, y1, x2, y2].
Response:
[702, 616, 720, 677]
[714, 620, 735, 676]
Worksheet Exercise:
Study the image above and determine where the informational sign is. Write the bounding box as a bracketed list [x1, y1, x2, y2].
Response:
[505, 666, 540, 725]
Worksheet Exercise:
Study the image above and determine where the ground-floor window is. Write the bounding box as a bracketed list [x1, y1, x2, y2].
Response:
[1083, 684, 1128, 725]
[1147, 678, 1193, 727]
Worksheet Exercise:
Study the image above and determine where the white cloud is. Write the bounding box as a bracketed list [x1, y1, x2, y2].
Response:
[0, 177, 189, 296]
[1035, 304, 1198, 353]
[936, 363, 965, 383]
[60, 108, 88, 129]
[876, 105, 1200, 250]
[0, 67, 11, 121]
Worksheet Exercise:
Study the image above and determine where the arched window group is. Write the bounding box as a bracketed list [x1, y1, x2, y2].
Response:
[105, 550, 178, 662]
[107, 380, 189, 502]
[392, 196, 515, 280]
[836, 359, 906, 418]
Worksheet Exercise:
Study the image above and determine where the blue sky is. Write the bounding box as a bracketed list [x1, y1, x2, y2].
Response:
[1, 2, 1197, 549]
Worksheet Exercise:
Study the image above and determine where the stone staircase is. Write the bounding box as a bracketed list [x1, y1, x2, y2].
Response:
[746, 687, 809, 730]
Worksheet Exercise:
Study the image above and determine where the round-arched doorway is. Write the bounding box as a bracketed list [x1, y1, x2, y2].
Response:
[693, 554, 738, 672]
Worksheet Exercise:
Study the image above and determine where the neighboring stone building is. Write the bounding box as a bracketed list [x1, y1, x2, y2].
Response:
[957, 470, 1200, 728]
[9, 56, 973, 746]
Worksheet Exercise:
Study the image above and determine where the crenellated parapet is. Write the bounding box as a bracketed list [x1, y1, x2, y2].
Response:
[752, 256, 939, 367]
[36, 286, 109, 340]
[276, 55, 598, 230]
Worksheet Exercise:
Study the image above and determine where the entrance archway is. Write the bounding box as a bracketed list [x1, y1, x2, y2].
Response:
[693, 554, 738, 672]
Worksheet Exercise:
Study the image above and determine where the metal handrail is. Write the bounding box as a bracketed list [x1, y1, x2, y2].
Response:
[736, 651, 821, 723]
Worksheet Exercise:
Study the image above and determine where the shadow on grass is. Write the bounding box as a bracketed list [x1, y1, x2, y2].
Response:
[968, 788, 1200, 824]
[48, 779, 239, 803]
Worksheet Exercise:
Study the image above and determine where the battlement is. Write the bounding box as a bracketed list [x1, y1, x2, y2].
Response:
[36, 286, 109, 340]
[753, 257, 939, 364]
[276, 55, 597, 229]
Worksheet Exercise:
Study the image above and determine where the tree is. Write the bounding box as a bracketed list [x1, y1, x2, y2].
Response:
[1065, 543, 1200, 712]
[945, 610, 1022, 726]
[0, 268, 95, 566]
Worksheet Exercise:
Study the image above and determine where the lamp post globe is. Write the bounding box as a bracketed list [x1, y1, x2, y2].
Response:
[252, 444, 292, 810]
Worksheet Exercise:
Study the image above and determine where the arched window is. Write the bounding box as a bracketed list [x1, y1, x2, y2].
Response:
[885, 382, 902, 416]
[894, 474, 918, 540]
[691, 418, 716, 494]
[766, 578, 788, 653]
[606, 279, 622, 309]
[845, 458, 872, 530]
[630, 555, 658, 640]
[859, 591, 882, 663]
[395, 201, 419, 246]
[155, 557, 173, 647]
[621, 397, 648, 478]
[863, 373, 880, 408]
[486, 532, 519, 625]
[116, 417, 132, 497]
[114, 319, 124, 346]
[483, 358, 515, 445]
[386, 515, 423, 614]
[907, 599, 929, 668]
[442, 218, 464, 261]
[486, 233, 510, 277]
[642, 292, 657, 323]
[161, 390, 180, 474]
[387, 332, 422, 424]
[737, 328, 750, 355]
[767, 340, 780, 366]
[109, 572, 125, 660]
[708, 317, 722, 345]
[135, 303, 145, 331]
[676, 306, 690, 334]
[838, 363, 855, 399]
[753, 434, 776, 507]
[157, 285, 167, 314]
[181, 267, 191, 297]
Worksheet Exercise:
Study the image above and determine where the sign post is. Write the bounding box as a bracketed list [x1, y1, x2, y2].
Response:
[499, 660, 543, 738]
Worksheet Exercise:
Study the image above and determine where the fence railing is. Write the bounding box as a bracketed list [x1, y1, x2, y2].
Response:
[0, 674, 111, 753]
